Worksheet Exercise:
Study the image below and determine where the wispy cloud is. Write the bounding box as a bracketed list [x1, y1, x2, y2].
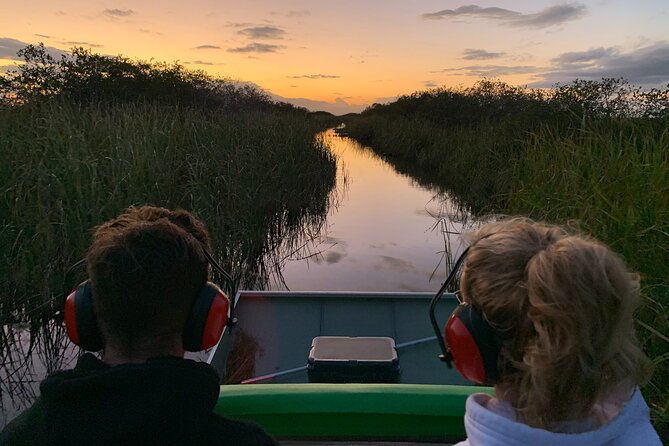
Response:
[227, 43, 285, 53]
[288, 74, 340, 79]
[238, 26, 286, 40]
[34, 34, 53, 39]
[462, 48, 506, 60]
[551, 47, 617, 65]
[534, 42, 669, 86]
[60, 40, 103, 48]
[193, 44, 221, 50]
[268, 91, 365, 114]
[226, 22, 255, 28]
[103, 8, 134, 17]
[0, 37, 66, 61]
[422, 3, 587, 28]
[287, 10, 310, 18]
[435, 64, 539, 76]
[138, 28, 162, 35]
[191, 60, 224, 66]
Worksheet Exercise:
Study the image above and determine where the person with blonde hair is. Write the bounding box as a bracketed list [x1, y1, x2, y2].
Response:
[454, 218, 660, 445]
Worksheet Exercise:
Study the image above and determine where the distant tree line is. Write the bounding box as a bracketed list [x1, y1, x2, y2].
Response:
[362, 78, 669, 128]
[0, 44, 315, 114]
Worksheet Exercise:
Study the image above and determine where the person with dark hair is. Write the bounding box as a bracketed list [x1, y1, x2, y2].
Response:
[0, 206, 278, 446]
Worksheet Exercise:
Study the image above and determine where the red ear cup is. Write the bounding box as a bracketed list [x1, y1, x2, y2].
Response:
[182, 282, 230, 351]
[64, 281, 104, 351]
[444, 304, 500, 385]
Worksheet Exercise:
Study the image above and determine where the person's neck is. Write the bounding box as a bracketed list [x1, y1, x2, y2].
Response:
[102, 341, 185, 366]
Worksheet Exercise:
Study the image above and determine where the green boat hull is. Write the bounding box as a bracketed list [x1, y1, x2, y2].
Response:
[215, 383, 492, 441]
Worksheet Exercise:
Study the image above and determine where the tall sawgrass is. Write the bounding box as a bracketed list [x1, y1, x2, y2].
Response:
[0, 99, 337, 327]
[508, 121, 669, 435]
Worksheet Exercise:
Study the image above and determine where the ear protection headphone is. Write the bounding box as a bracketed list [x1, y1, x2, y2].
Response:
[64, 251, 236, 352]
[429, 247, 502, 385]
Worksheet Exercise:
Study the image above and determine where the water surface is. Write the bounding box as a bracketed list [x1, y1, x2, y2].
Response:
[277, 129, 472, 292]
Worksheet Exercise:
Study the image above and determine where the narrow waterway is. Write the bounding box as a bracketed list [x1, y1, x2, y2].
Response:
[276, 129, 474, 292]
[1, 129, 477, 428]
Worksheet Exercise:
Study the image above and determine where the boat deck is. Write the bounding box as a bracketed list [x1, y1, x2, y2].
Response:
[210, 291, 479, 444]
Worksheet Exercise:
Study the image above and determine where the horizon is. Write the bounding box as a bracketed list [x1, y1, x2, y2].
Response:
[2, 1, 669, 114]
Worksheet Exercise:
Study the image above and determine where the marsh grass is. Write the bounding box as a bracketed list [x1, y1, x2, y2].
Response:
[344, 83, 669, 440]
[0, 45, 339, 424]
[508, 121, 669, 436]
[0, 98, 336, 334]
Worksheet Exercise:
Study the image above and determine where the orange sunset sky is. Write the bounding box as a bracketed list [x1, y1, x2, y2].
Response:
[2, 1, 668, 114]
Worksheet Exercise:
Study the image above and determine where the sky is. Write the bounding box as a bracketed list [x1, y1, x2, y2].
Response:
[2, 1, 669, 114]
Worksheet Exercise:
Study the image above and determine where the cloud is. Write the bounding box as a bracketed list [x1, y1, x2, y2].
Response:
[287, 10, 310, 17]
[422, 3, 587, 28]
[34, 34, 53, 39]
[191, 60, 224, 66]
[103, 8, 134, 17]
[238, 26, 286, 40]
[551, 46, 617, 65]
[138, 28, 162, 35]
[227, 43, 285, 53]
[0, 64, 17, 73]
[462, 48, 506, 60]
[268, 91, 365, 114]
[61, 41, 103, 48]
[435, 64, 539, 76]
[194, 44, 221, 50]
[288, 74, 340, 79]
[423, 5, 518, 21]
[423, 81, 439, 88]
[226, 22, 255, 28]
[533, 42, 669, 87]
[0, 37, 66, 61]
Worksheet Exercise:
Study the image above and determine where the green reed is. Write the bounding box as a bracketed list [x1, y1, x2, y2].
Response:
[507, 120, 669, 436]
[0, 99, 337, 327]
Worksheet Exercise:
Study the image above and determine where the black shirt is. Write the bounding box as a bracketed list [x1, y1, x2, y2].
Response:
[0, 353, 279, 446]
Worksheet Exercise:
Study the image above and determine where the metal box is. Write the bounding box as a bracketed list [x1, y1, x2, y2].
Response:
[307, 336, 400, 383]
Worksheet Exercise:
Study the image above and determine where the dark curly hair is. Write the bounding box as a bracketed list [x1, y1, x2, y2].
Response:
[86, 206, 210, 355]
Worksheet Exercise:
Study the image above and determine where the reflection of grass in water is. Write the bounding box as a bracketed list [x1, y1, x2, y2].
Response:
[0, 100, 337, 422]
[1, 322, 79, 425]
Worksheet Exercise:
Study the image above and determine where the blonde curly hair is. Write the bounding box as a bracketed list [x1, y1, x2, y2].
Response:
[460, 218, 652, 429]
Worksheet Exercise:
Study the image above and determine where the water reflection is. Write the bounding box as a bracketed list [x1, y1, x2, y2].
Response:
[1, 322, 79, 426]
[277, 129, 477, 292]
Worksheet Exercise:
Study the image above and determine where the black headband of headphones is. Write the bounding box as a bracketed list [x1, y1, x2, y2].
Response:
[428, 246, 470, 367]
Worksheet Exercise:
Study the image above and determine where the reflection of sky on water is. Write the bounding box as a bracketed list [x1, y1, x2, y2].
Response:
[278, 130, 475, 293]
